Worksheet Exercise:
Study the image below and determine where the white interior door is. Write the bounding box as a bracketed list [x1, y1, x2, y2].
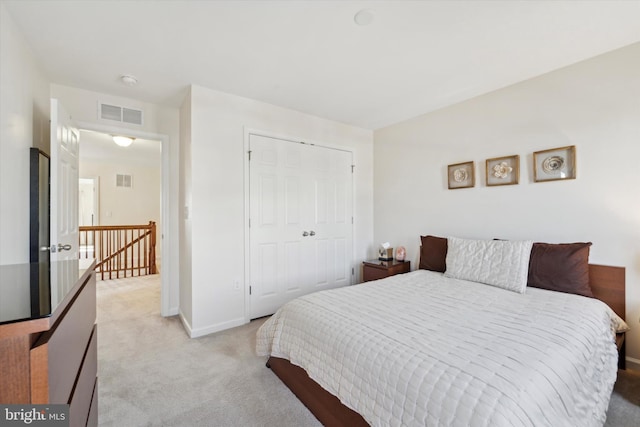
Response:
[50, 98, 79, 262]
[249, 134, 353, 319]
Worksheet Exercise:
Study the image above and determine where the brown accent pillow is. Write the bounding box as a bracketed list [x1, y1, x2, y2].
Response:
[419, 235, 448, 273]
[527, 242, 593, 297]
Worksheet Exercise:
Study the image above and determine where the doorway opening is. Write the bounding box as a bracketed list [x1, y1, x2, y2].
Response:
[78, 128, 168, 312]
[79, 177, 99, 227]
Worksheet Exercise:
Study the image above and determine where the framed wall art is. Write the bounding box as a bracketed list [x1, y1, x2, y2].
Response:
[486, 154, 519, 186]
[533, 145, 576, 182]
[447, 161, 475, 189]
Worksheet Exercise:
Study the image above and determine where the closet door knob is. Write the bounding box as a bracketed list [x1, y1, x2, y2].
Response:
[309, 231, 316, 236]
[302, 231, 309, 237]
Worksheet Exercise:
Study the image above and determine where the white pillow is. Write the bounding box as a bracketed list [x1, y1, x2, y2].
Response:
[607, 308, 630, 334]
[444, 237, 534, 293]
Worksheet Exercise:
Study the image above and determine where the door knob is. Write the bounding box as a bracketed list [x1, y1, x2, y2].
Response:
[40, 244, 72, 253]
[302, 231, 309, 237]
[309, 231, 316, 236]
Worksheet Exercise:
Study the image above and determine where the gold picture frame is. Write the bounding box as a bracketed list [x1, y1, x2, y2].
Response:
[533, 145, 576, 182]
[486, 155, 519, 186]
[447, 161, 475, 189]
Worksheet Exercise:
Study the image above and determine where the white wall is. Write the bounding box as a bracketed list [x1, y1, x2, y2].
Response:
[79, 160, 161, 227]
[374, 43, 640, 368]
[180, 85, 374, 337]
[0, 3, 50, 265]
[51, 84, 181, 315]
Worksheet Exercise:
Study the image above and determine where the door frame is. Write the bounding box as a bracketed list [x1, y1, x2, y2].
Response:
[243, 128, 356, 322]
[76, 121, 173, 317]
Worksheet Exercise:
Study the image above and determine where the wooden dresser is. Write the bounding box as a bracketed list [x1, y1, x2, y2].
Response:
[0, 259, 97, 427]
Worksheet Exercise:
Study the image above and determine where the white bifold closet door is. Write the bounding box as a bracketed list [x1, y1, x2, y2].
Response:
[249, 134, 353, 319]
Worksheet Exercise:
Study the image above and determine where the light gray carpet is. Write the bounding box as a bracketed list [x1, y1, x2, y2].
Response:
[605, 368, 640, 427]
[97, 275, 640, 426]
[97, 275, 320, 427]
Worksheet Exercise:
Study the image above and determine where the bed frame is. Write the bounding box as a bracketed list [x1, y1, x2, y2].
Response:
[266, 263, 626, 427]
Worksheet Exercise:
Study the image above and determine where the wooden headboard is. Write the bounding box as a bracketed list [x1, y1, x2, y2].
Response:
[589, 264, 626, 320]
[590, 264, 626, 369]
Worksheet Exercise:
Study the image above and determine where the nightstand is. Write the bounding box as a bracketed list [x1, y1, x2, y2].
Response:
[362, 259, 410, 282]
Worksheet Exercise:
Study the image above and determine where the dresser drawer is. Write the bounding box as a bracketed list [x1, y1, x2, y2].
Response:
[30, 271, 96, 404]
[69, 325, 97, 427]
[86, 381, 98, 427]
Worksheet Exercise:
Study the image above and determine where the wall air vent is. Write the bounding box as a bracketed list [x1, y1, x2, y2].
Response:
[116, 174, 133, 188]
[99, 102, 143, 125]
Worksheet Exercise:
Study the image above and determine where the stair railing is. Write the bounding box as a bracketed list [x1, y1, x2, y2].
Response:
[79, 221, 157, 280]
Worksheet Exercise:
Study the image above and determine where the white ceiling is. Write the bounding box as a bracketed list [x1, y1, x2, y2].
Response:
[4, 1, 640, 130]
[79, 130, 161, 167]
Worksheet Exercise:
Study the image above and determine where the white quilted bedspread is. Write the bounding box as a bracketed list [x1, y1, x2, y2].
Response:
[256, 270, 620, 427]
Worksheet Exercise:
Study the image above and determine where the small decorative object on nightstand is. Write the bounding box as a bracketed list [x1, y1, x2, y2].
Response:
[362, 259, 410, 282]
[378, 242, 393, 261]
[395, 246, 406, 261]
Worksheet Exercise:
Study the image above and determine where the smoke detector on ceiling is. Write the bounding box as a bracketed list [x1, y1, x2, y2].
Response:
[120, 75, 138, 86]
[354, 9, 374, 26]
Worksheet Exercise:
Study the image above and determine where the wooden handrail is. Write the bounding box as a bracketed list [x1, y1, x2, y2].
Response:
[79, 221, 157, 280]
[81, 224, 154, 230]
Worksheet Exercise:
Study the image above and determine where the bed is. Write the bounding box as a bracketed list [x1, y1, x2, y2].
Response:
[256, 237, 628, 427]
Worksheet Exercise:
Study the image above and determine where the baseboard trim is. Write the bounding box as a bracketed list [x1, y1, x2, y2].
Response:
[189, 318, 247, 338]
[178, 311, 193, 337]
[625, 356, 640, 371]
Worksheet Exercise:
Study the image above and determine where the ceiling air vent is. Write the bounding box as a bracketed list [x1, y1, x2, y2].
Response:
[99, 102, 143, 125]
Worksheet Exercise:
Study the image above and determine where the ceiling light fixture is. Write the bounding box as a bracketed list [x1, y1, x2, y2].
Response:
[113, 135, 134, 147]
[354, 9, 374, 26]
[120, 74, 138, 86]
